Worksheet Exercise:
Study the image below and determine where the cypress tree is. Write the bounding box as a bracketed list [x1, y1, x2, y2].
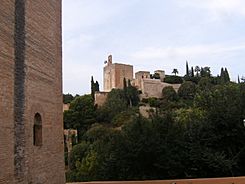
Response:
[191, 67, 194, 77]
[220, 67, 225, 83]
[123, 77, 127, 90]
[95, 81, 100, 92]
[91, 76, 95, 99]
[186, 61, 189, 76]
[224, 68, 230, 82]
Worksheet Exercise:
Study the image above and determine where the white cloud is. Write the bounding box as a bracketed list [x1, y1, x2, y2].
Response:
[62, 0, 140, 33]
[131, 43, 245, 62]
[176, 0, 245, 20]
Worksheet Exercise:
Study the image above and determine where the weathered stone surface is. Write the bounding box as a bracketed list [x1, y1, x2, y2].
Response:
[0, 1, 65, 183]
[94, 91, 108, 106]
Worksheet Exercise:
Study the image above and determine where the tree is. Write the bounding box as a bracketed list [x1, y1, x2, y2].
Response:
[200, 67, 211, 77]
[63, 93, 74, 104]
[162, 86, 178, 101]
[151, 73, 160, 79]
[91, 76, 100, 100]
[219, 67, 230, 84]
[186, 61, 189, 77]
[191, 67, 194, 77]
[164, 76, 183, 84]
[178, 81, 197, 100]
[91, 76, 95, 100]
[224, 68, 230, 82]
[241, 76, 245, 83]
[102, 89, 128, 121]
[172, 68, 179, 76]
[195, 66, 200, 77]
[64, 95, 96, 141]
[126, 84, 140, 107]
[95, 81, 100, 92]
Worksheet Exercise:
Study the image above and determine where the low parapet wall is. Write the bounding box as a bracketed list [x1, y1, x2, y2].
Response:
[67, 176, 245, 184]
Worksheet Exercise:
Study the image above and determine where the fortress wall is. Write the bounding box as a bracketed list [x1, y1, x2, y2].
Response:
[24, 1, 65, 183]
[0, 1, 65, 183]
[141, 79, 181, 98]
[0, 1, 15, 183]
[114, 64, 133, 89]
[95, 92, 109, 106]
[104, 62, 133, 91]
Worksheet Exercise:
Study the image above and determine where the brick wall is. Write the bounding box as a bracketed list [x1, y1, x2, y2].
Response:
[0, 1, 15, 183]
[0, 1, 65, 183]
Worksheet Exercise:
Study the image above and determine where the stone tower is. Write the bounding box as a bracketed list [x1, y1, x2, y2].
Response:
[0, 1, 65, 184]
[103, 55, 133, 92]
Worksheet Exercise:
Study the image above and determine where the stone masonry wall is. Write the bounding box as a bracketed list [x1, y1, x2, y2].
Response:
[141, 79, 181, 98]
[94, 91, 108, 106]
[104, 61, 133, 92]
[24, 1, 65, 183]
[0, 1, 15, 183]
[114, 63, 133, 89]
[0, 1, 65, 183]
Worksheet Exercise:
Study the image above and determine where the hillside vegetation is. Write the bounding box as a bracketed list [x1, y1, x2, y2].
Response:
[64, 68, 245, 182]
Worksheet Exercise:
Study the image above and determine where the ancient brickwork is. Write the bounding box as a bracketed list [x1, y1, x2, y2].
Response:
[0, 1, 15, 183]
[0, 1, 65, 183]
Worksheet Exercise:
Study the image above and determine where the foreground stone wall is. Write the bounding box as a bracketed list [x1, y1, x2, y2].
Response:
[67, 176, 245, 184]
[0, 1, 15, 183]
[0, 1, 65, 183]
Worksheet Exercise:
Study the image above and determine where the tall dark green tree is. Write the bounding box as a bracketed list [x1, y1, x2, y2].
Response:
[91, 76, 95, 100]
[224, 68, 230, 82]
[91, 76, 100, 100]
[95, 81, 100, 92]
[191, 67, 194, 77]
[186, 61, 189, 77]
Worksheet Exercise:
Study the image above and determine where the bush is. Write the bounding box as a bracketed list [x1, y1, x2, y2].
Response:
[178, 81, 197, 100]
[164, 75, 183, 84]
[162, 86, 178, 101]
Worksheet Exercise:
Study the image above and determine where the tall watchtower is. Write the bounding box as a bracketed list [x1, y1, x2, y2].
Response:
[0, 1, 65, 183]
[103, 55, 133, 92]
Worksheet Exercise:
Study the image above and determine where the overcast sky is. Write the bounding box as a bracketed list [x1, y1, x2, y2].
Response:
[62, 0, 245, 95]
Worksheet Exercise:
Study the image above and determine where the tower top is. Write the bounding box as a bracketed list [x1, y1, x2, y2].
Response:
[108, 55, 112, 65]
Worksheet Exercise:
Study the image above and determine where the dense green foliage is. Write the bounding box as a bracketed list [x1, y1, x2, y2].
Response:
[63, 93, 75, 104]
[164, 75, 183, 84]
[91, 76, 100, 100]
[65, 68, 245, 182]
